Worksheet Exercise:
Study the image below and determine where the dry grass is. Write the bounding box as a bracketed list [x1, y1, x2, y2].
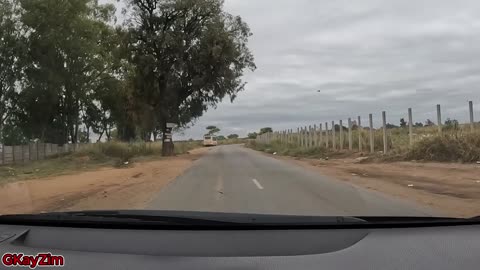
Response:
[250, 124, 480, 163]
[0, 141, 202, 183]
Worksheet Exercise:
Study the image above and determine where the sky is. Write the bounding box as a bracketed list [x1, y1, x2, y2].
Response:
[108, 0, 480, 139]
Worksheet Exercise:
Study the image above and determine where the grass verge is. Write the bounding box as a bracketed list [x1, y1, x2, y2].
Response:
[0, 141, 201, 184]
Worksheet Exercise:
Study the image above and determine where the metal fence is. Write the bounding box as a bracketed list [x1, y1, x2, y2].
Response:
[0, 142, 88, 165]
[256, 101, 477, 154]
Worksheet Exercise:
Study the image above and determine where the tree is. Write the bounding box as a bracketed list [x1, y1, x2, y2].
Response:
[400, 118, 407, 128]
[17, 0, 118, 144]
[206, 126, 220, 136]
[425, 119, 435, 126]
[259, 127, 273, 135]
[444, 118, 459, 130]
[0, 0, 23, 141]
[247, 132, 257, 139]
[414, 122, 424, 127]
[216, 135, 226, 140]
[227, 134, 239, 139]
[126, 0, 255, 155]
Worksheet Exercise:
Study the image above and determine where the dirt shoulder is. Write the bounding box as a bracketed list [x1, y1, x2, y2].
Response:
[262, 152, 480, 218]
[0, 147, 210, 215]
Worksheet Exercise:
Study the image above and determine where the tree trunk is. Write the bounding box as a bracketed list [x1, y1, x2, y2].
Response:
[161, 124, 174, 156]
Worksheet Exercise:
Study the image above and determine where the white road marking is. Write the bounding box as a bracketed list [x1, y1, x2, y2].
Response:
[252, 179, 264, 190]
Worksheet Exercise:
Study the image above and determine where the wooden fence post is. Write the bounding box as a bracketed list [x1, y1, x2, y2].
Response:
[369, 113, 374, 153]
[382, 111, 388, 154]
[358, 116, 362, 152]
[331, 121, 336, 149]
[348, 118, 352, 150]
[469, 101, 474, 131]
[437, 104, 442, 134]
[408, 108, 413, 146]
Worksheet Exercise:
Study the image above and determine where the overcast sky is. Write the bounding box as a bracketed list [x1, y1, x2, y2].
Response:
[110, 0, 480, 139]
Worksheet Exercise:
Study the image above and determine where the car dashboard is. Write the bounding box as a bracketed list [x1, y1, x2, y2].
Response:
[0, 222, 479, 269]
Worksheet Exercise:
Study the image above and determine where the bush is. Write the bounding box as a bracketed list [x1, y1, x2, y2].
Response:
[406, 133, 480, 162]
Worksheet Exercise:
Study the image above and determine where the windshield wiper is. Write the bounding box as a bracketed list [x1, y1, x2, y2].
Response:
[0, 210, 366, 229]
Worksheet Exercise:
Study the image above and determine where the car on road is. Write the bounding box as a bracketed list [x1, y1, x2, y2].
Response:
[203, 136, 218, 147]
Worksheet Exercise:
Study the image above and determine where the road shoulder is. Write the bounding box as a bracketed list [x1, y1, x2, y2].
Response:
[249, 147, 480, 218]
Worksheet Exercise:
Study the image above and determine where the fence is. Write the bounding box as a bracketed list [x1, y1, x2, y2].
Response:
[0, 142, 88, 166]
[256, 100, 478, 154]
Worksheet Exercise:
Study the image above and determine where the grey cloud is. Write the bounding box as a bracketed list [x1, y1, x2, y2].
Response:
[106, 0, 480, 139]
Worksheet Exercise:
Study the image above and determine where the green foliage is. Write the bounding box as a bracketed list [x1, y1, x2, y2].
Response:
[216, 135, 226, 140]
[259, 127, 273, 135]
[444, 118, 459, 131]
[206, 126, 220, 136]
[400, 118, 407, 128]
[247, 132, 257, 139]
[125, 0, 255, 144]
[227, 134, 239, 139]
[1, 121, 28, 145]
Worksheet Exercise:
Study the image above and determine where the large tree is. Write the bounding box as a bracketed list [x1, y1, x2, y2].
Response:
[0, 0, 22, 143]
[125, 0, 255, 155]
[17, 0, 118, 144]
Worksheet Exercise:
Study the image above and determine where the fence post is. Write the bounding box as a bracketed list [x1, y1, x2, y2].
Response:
[36, 141, 39, 161]
[339, 120, 343, 150]
[348, 118, 352, 150]
[469, 101, 474, 131]
[437, 104, 442, 134]
[319, 123, 323, 147]
[408, 108, 413, 146]
[358, 116, 362, 152]
[369, 113, 374, 153]
[325, 122, 329, 149]
[331, 121, 336, 150]
[312, 125, 316, 147]
[303, 126, 308, 149]
[382, 111, 388, 154]
[308, 125, 313, 148]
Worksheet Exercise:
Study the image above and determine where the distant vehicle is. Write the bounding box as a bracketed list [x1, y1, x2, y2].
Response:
[203, 136, 218, 147]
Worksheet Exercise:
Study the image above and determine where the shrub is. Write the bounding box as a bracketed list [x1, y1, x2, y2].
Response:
[406, 133, 480, 162]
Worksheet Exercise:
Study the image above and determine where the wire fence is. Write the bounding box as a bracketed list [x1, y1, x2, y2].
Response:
[256, 101, 478, 154]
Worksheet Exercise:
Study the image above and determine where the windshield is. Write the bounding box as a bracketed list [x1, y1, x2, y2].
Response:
[0, 0, 479, 222]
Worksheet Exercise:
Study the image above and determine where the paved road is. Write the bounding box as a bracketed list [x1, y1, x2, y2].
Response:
[148, 145, 434, 216]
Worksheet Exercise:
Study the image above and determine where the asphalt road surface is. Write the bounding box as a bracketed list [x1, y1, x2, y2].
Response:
[148, 145, 434, 216]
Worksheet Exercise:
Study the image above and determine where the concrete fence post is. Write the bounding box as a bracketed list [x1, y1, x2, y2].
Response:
[296, 128, 300, 146]
[313, 125, 317, 147]
[339, 120, 344, 150]
[437, 104, 442, 134]
[358, 116, 362, 152]
[382, 111, 388, 154]
[369, 113, 374, 153]
[308, 125, 313, 148]
[303, 126, 308, 149]
[325, 122, 329, 149]
[36, 141, 39, 161]
[319, 123, 323, 147]
[469, 101, 474, 131]
[348, 118, 353, 151]
[331, 121, 336, 150]
[12, 145, 16, 164]
[408, 108, 413, 146]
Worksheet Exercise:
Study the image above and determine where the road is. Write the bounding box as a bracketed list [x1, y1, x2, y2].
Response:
[148, 145, 434, 216]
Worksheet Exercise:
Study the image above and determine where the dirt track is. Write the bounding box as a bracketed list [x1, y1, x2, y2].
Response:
[270, 154, 480, 218]
[0, 148, 209, 215]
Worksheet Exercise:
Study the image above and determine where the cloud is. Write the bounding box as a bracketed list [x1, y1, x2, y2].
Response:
[108, 0, 480, 139]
